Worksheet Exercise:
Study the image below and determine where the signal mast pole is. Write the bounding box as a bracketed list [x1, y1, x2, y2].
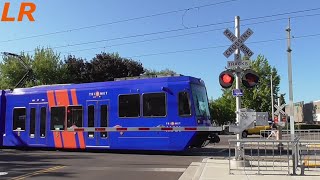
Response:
[234, 16, 241, 159]
[286, 18, 295, 140]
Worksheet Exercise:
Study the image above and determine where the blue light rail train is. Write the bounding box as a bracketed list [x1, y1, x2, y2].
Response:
[0, 75, 216, 151]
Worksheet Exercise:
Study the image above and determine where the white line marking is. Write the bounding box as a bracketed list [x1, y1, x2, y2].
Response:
[86, 167, 186, 172]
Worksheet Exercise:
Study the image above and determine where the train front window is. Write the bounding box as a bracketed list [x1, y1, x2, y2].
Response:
[191, 84, 210, 118]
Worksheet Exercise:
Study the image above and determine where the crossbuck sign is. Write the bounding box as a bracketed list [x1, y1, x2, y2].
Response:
[223, 28, 254, 60]
[274, 104, 286, 116]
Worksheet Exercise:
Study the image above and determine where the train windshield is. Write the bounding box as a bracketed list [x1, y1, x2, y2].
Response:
[191, 84, 210, 118]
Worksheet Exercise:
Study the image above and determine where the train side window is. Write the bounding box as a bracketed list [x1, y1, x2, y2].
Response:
[178, 92, 192, 116]
[119, 94, 140, 117]
[143, 93, 166, 117]
[30, 108, 36, 136]
[88, 105, 94, 138]
[67, 106, 83, 128]
[13, 108, 26, 130]
[100, 105, 108, 138]
[40, 107, 46, 137]
[50, 107, 65, 130]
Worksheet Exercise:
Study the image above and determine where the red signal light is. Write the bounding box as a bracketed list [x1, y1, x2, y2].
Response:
[242, 70, 259, 88]
[222, 74, 232, 83]
[219, 71, 234, 89]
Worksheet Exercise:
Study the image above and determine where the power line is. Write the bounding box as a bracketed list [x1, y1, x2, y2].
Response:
[126, 33, 320, 58]
[0, 0, 238, 43]
[2, 4, 320, 46]
[57, 12, 320, 55]
[242, 7, 320, 22]
[23, 9, 320, 53]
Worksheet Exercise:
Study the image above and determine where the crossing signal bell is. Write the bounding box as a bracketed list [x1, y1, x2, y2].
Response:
[242, 69, 259, 88]
[219, 71, 234, 89]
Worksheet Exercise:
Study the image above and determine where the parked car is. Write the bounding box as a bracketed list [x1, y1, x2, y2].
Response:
[242, 123, 272, 138]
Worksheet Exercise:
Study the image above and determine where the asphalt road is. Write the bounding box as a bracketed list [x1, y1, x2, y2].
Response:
[0, 149, 210, 180]
[0, 135, 242, 180]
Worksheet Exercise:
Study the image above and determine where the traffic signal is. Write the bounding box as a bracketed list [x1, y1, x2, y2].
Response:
[242, 69, 259, 88]
[219, 70, 234, 88]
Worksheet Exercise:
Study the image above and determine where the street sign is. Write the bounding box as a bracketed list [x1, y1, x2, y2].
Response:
[223, 28, 254, 58]
[227, 60, 250, 69]
[274, 104, 286, 116]
[232, 89, 243, 97]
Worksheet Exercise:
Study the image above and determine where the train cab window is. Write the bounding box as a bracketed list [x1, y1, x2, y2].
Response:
[13, 108, 26, 130]
[178, 92, 191, 116]
[119, 94, 140, 117]
[67, 106, 83, 128]
[88, 105, 94, 138]
[50, 107, 65, 130]
[143, 93, 166, 117]
[40, 107, 46, 137]
[100, 105, 108, 138]
[30, 108, 36, 136]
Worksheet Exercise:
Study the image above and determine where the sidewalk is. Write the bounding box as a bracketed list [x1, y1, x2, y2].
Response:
[179, 158, 320, 180]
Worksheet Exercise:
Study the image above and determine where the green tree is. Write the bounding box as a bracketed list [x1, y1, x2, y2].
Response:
[209, 95, 236, 125]
[242, 55, 283, 113]
[62, 55, 90, 83]
[0, 53, 33, 89]
[209, 55, 283, 125]
[90, 52, 144, 82]
[32, 48, 64, 86]
[144, 68, 177, 76]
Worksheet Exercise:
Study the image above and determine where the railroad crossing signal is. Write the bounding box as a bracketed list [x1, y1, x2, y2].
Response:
[218, 69, 259, 89]
[223, 28, 254, 60]
[242, 69, 259, 88]
[219, 70, 234, 88]
[274, 104, 286, 116]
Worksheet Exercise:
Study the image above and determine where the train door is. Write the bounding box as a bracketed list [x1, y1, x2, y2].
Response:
[86, 100, 110, 148]
[28, 103, 48, 146]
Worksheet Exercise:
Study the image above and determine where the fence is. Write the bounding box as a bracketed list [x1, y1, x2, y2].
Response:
[228, 138, 320, 176]
[260, 129, 320, 141]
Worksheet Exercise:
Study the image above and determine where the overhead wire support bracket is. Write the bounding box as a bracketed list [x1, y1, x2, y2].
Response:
[1, 52, 34, 89]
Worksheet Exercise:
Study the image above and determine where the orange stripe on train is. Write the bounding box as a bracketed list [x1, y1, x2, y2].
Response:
[77, 132, 85, 149]
[71, 89, 78, 105]
[62, 132, 77, 149]
[53, 131, 63, 148]
[47, 90, 56, 108]
[54, 89, 69, 106]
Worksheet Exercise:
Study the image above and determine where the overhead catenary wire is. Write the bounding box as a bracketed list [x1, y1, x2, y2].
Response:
[1, 4, 320, 45]
[23, 11, 320, 54]
[125, 33, 320, 58]
[57, 12, 320, 55]
[0, 0, 238, 43]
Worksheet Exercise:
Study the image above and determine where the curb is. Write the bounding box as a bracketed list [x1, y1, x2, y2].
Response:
[179, 158, 209, 180]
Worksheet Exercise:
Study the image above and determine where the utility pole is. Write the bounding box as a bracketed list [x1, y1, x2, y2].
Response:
[271, 74, 274, 123]
[286, 18, 295, 140]
[234, 16, 242, 160]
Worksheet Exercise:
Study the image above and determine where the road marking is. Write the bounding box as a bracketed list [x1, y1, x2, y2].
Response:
[11, 166, 66, 180]
[86, 167, 186, 172]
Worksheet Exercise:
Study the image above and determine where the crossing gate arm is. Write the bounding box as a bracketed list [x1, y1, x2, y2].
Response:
[67, 126, 223, 132]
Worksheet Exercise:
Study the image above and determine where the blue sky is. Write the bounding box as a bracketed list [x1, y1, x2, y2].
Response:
[0, 0, 319, 104]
